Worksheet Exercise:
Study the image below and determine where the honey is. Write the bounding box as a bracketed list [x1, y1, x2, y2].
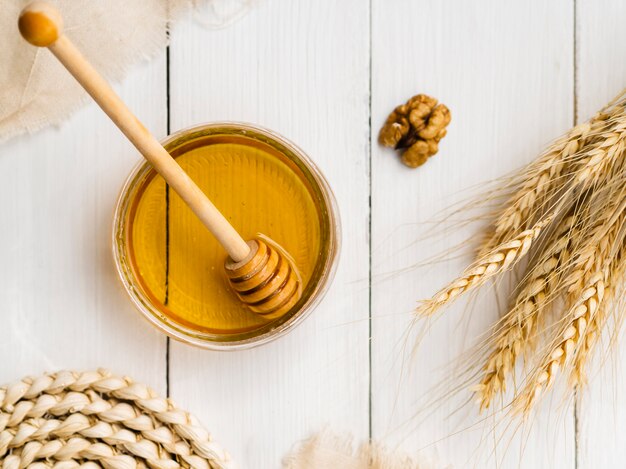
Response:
[114, 124, 338, 347]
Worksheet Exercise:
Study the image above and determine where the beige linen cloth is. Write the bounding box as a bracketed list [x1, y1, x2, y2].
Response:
[284, 431, 436, 469]
[0, 0, 251, 143]
[1, 1, 438, 467]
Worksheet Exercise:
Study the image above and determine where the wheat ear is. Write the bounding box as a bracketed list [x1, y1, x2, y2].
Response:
[417, 218, 550, 317]
[574, 124, 626, 189]
[569, 243, 626, 388]
[568, 286, 610, 388]
[478, 97, 626, 256]
[515, 268, 608, 414]
[514, 213, 624, 413]
[473, 216, 577, 410]
[474, 120, 626, 407]
[487, 127, 587, 242]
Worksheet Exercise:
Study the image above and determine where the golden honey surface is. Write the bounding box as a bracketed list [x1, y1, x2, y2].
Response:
[128, 137, 322, 334]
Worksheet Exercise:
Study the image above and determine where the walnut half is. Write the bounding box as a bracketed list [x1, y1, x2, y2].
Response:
[379, 94, 451, 168]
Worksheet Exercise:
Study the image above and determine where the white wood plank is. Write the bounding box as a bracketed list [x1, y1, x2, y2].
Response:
[168, 1, 371, 467]
[0, 55, 167, 394]
[371, 1, 576, 467]
[575, 0, 626, 467]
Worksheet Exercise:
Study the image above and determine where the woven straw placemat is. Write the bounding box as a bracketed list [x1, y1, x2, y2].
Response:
[0, 369, 235, 469]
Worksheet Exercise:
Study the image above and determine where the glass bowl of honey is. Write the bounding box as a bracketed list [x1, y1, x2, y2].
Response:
[113, 122, 340, 350]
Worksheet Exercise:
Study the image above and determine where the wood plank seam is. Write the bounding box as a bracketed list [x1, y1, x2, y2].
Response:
[165, 32, 172, 400]
[367, 0, 374, 444]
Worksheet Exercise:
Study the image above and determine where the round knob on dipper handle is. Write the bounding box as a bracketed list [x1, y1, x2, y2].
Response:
[18, 1, 63, 47]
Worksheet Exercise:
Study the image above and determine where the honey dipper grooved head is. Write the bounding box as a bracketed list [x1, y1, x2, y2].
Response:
[224, 238, 302, 320]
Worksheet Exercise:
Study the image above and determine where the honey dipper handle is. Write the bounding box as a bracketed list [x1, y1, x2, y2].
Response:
[18, 2, 251, 262]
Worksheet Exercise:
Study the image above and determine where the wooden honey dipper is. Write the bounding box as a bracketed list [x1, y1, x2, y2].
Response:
[18, 1, 302, 320]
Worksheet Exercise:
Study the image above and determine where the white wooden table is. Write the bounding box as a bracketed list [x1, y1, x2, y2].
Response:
[2, 1, 626, 467]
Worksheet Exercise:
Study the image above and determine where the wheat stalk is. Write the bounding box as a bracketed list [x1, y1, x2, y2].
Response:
[478, 96, 626, 257]
[411, 89, 626, 415]
[513, 211, 624, 413]
[514, 269, 608, 413]
[478, 119, 603, 256]
[484, 127, 587, 247]
[473, 216, 578, 410]
[569, 285, 610, 388]
[414, 89, 626, 417]
[417, 218, 550, 317]
[575, 128, 626, 188]
[569, 241, 626, 388]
